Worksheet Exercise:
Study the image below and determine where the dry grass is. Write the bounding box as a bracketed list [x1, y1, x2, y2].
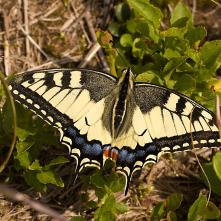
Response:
[0, 0, 111, 76]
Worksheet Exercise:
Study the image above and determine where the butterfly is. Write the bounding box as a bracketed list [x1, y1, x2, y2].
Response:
[9, 68, 221, 194]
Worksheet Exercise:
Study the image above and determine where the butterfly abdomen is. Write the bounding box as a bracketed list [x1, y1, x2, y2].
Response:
[111, 68, 135, 138]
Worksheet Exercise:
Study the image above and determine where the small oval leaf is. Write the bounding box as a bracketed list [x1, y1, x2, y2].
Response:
[213, 152, 221, 181]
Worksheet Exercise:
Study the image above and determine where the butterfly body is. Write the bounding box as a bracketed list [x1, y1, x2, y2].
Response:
[9, 68, 221, 193]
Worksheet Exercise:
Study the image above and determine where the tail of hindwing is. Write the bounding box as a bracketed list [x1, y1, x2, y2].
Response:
[115, 144, 159, 194]
[60, 126, 103, 178]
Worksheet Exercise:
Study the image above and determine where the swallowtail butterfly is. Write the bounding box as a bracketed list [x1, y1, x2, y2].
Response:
[9, 68, 221, 193]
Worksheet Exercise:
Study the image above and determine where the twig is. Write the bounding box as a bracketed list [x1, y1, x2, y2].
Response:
[84, 12, 97, 41]
[30, 0, 61, 26]
[210, 0, 221, 7]
[84, 12, 109, 71]
[78, 42, 101, 68]
[98, 0, 115, 29]
[23, 0, 30, 56]
[18, 55, 81, 72]
[205, 5, 221, 16]
[61, 15, 76, 32]
[65, 10, 87, 31]
[192, 0, 197, 21]
[18, 23, 49, 59]
[70, 6, 91, 46]
[0, 184, 68, 221]
[2, 12, 10, 76]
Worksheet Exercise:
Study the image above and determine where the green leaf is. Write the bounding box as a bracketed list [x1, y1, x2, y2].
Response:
[15, 151, 31, 168]
[0, 81, 4, 97]
[213, 152, 221, 181]
[24, 171, 47, 192]
[164, 37, 188, 55]
[91, 171, 106, 188]
[115, 3, 130, 22]
[115, 201, 128, 213]
[167, 211, 177, 221]
[202, 162, 221, 197]
[44, 156, 69, 168]
[126, 19, 137, 33]
[136, 20, 150, 36]
[132, 38, 146, 59]
[151, 202, 165, 221]
[164, 48, 181, 59]
[185, 26, 206, 46]
[136, 71, 157, 82]
[127, 0, 163, 28]
[163, 57, 185, 77]
[16, 140, 34, 153]
[120, 33, 133, 47]
[16, 127, 35, 142]
[71, 216, 87, 221]
[109, 175, 125, 193]
[161, 27, 186, 38]
[170, 2, 192, 27]
[96, 211, 115, 221]
[94, 193, 116, 221]
[198, 68, 214, 81]
[135, 71, 163, 85]
[37, 170, 64, 187]
[108, 22, 120, 37]
[29, 160, 42, 170]
[94, 192, 127, 221]
[188, 194, 207, 221]
[203, 201, 220, 219]
[136, 20, 159, 42]
[186, 48, 200, 63]
[174, 74, 196, 92]
[165, 193, 183, 212]
[2, 100, 14, 134]
[200, 40, 221, 69]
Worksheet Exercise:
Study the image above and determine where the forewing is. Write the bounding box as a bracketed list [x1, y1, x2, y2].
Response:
[9, 68, 117, 171]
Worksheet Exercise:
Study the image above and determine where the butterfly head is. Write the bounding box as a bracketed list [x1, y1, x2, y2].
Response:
[122, 67, 134, 76]
[120, 67, 135, 89]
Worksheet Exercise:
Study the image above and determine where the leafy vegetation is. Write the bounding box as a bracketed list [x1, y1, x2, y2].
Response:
[1, 0, 221, 220]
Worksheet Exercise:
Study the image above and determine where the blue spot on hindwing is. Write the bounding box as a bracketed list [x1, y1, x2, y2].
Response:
[136, 150, 145, 158]
[147, 144, 157, 153]
[92, 143, 102, 156]
[82, 144, 92, 154]
[75, 136, 85, 145]
[66, 126, 77, 138]
[126, 153, 135, 164]
[118, 149, 128, 161]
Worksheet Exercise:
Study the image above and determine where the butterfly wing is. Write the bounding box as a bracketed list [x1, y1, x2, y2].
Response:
[9, 68, 117, 172]
[114, 82, 220, 193]
[9, 68, 221, 194]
